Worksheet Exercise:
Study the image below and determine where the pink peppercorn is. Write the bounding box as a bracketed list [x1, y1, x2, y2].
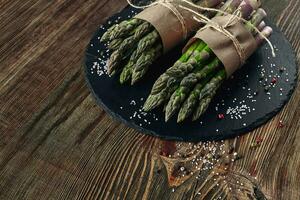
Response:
[218, 114, 225, 119]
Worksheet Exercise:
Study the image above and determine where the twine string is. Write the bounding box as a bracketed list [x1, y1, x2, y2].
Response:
[195, 16, 247, 64]
[163, 2, 188, 38]
[127, 0, 276, 60]
[127, 0, 188, 39]
[181, 0, 276, 57]
[127, 0, 158, 8]
[180, 5, 246, 64]
[224, 8, 241, 27]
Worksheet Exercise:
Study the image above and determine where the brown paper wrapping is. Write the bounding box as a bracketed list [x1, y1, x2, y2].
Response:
[183, 15, 258, 77]
[134, 0, 201, 53]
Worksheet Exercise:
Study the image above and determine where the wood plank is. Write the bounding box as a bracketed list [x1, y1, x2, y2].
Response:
[0, 0, 128, 137]
[0, 0, 299, 199]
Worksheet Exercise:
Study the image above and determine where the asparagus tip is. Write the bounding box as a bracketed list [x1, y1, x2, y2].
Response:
[110, 70, 117, 76]
[143, 95, 161, 111]
[192, 109, 205, 121]
[100, 37, 106, 43]
[107, 59, 120, 76]
[165, 97, 181, 122]
[107, 67, 113, 76]
[100, 34, 107, 43]
[192, 116, 200, 122]
[119, 78, 126, 84]
[165, 110, 173, 122]
[165, 115, 170, 122]
[131, 76, 139, 85]
[142, 105, 151, 112]
[177, 115, 185, 123]
[143, 98, 153, 112]
[107, 59, 114, 75]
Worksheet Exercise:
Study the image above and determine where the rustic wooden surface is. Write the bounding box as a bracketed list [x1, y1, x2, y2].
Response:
[0, 0, 299, 199]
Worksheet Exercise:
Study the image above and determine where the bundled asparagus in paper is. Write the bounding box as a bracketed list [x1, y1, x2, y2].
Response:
[101, 0, 227, 84]
[173, 8, 268, 122]
[144, 1, 273, 122]
[143, 0, 260, 111]
[189, 24, 272, 122]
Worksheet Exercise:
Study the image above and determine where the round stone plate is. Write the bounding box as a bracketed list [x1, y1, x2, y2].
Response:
[84, 5, 298, 142]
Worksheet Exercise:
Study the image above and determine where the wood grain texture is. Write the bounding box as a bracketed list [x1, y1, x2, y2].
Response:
[0, 0, 299, 199]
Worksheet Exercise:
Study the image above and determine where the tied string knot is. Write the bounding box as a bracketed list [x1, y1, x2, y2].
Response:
[205, 21, 247, 65]
[179, 2, 246, 65]
[179, 0, 276, 63]
[127, 0, 276, 60]
[198, 13, 247, 65]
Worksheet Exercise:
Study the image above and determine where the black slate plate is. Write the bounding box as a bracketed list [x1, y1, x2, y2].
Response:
[84, 5, 298, 142]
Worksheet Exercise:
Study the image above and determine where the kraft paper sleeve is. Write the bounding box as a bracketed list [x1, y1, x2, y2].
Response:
[183, 15, 258, 77]
[134, 0, 201, 53]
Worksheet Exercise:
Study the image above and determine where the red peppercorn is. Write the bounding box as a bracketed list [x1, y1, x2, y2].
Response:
[218, 114, 225, 119]
[271, 77, 277, 84]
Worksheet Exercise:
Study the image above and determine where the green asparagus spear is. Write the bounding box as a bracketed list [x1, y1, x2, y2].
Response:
[177, 78, 211, 122]
[107, 22, 154, 74]
[109, 18, 143, 41]
[131, 44, 163, 84]
[101, 24, 119, 42]
[165, 58, 222, 121]
[143, 40, 206, 111]
[120, 50, 138, 84]
[108, 39, 123, 50]
[101, 19, 143, 42]
[192, 69, 226, 120]
[119, 30, 160, 84]
[136, 31, 160, 57]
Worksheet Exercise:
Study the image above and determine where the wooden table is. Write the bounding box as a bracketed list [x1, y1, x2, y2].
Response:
[0, 0, 299, 199]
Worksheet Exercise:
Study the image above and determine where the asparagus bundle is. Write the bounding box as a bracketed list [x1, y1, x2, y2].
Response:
[143, 0, 260, 111]
[172, 8, 267, 122]
[144, 1, 272, 122]
[101, 0, 226, 85]
[189, 25, 272, 122]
